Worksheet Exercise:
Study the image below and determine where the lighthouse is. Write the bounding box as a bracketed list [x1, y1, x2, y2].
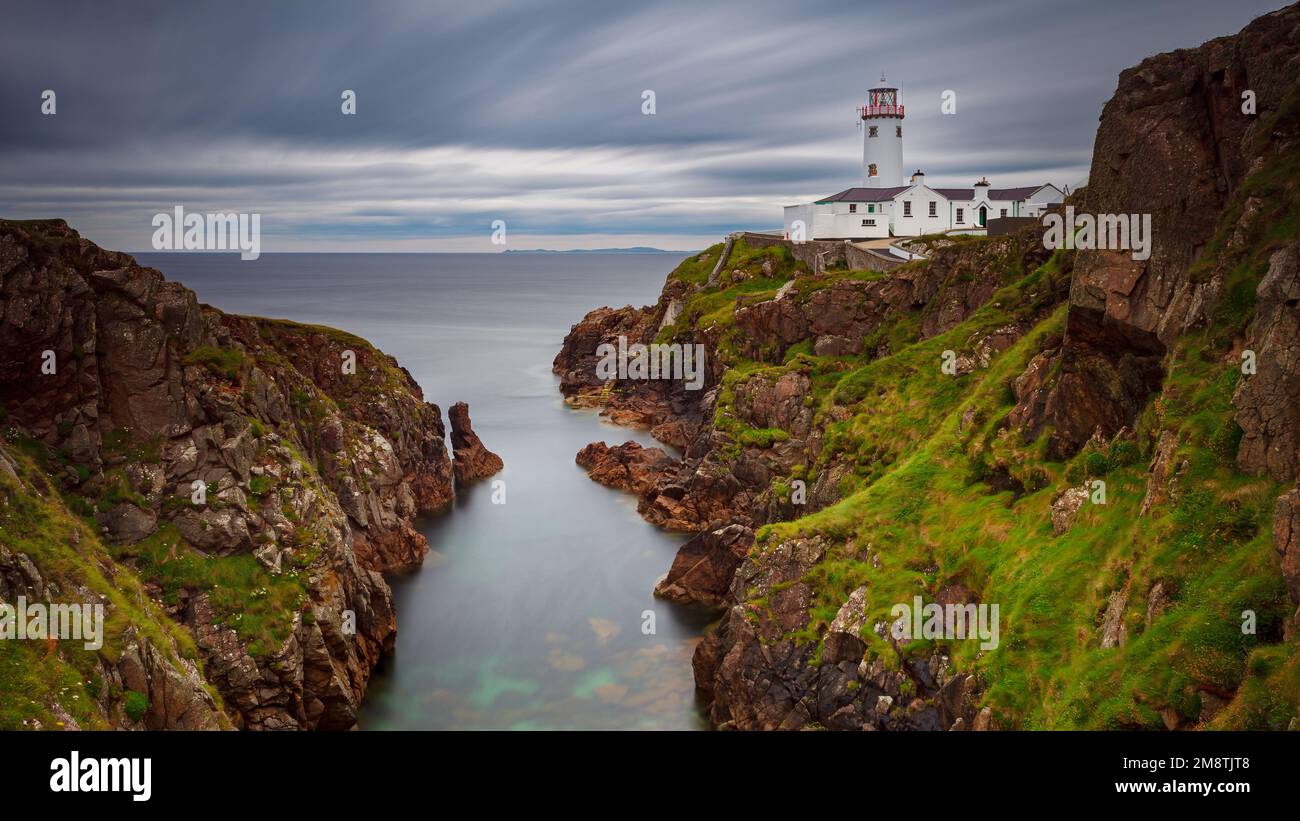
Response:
[783, 76, 1066, 242]
[859, 75, 904, 187]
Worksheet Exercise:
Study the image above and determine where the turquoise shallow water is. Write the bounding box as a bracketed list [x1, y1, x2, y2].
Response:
[137, 251, 712, 730]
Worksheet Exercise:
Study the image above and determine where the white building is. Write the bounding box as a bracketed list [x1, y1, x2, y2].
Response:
[785, 79, 1065, 241]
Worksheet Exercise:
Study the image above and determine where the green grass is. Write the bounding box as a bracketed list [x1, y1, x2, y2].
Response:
[718, 134, 1300, 728]
[123, 690, 148, 723]
[0, 443, 225, 730]
[182, 345, 246, 381]
[112, 524, 308, 658]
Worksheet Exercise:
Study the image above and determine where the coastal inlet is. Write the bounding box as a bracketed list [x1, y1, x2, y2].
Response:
[141, 251, 715, 730]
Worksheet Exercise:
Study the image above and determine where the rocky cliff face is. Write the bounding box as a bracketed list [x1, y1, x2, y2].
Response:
[558, 2, 1300, 730]
[0, 220, 482, 729]
[555, 230, 1059, 537]
[1030, 3, 1300, 461]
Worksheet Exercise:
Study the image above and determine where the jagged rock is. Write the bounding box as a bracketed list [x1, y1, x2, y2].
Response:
[732, 371, 813, 440]
[1008, 346, 1058, 436]
[448, 401, 503, 484]
[653, 523, 753, 607]
[172, 508, 254, 554]
[0, 546, 49, 601]
[638, 456, 749, 532]
[1051, 485, 1090, 535]
[823, 585, 869, 664]
[1234, 243, 1300, 481]
[95, 503, 157, 543]
[659, 298, 683, 329]
[1100, 587, 1130, 648]
[1275, 487, 1300, 640]
[0, 219, 455, 730]
[734, 295, 809, 362]
[1145, 581, 1169, 628]
[1041, 3, 1300, 459]
[1140, 430, 1185, 516]
[576, 441, 675, 495]
[116, 629, 223, 730]
[125, 462, 165, 506]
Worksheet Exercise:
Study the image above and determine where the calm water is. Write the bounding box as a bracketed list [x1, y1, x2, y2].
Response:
[136, 252, 712, 730]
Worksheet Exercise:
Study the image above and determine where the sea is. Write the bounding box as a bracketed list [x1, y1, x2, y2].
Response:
[134, 251, 713, 730]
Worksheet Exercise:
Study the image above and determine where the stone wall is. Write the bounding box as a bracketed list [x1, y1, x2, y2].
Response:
[987, 216, 1038, 237]
[737, 232, 905, 274]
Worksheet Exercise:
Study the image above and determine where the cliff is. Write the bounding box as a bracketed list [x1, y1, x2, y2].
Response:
[0, 219, 477, 729]
[556, 2, 1300, 730]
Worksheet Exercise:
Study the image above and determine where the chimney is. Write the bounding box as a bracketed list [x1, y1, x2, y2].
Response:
[974, 176, 990, 199]
[910, 169, 926, 186]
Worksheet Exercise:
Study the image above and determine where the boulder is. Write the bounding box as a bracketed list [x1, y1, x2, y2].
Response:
[576, 440, 675, 495]
[1051, 485, 1090, 535]
[95, 503, 158, 543]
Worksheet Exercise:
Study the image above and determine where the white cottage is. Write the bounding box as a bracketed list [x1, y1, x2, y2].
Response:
[784, 176, 1064, 241]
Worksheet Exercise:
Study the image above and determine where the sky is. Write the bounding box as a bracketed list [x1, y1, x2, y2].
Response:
[0, 0, 1288, 252]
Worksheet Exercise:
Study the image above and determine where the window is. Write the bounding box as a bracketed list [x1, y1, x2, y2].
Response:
[928, 201, 937, 217]
[867, 204, 875, 213]
[1000, 209, 1007, 217]
[862, 219, 876, 227]
[868, 163, 877, 177]
[956, 208, 964, 223]
[896, 125, 902, 138]
[903, 201, 912, 217]
[849, 203, 857, 213]
[868, 126, 878, 138]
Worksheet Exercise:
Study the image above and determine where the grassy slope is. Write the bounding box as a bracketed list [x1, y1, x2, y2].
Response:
[666, 132, 1299, 727]
[0, 442, 227, 729]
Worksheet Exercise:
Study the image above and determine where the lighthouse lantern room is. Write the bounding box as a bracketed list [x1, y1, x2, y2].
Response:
[859, 75, 905, 188]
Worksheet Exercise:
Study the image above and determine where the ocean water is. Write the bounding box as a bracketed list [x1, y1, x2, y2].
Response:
[135, 252, 713, 730]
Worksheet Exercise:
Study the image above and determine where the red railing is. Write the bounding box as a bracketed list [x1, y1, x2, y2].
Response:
[859, 105, 904, 118]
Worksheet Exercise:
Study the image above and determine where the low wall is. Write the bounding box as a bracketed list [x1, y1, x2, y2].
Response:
[737, 231, 844, 272]
[987, 216, 1039, 237]
[845, 243, 906, 272]
[736, 232, 904, 274]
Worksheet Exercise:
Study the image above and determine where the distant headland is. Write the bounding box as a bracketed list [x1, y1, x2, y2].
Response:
[502, 247, 685, 254]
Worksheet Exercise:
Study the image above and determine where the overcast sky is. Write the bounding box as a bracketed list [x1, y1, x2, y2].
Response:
[0, 0, 1286, 251]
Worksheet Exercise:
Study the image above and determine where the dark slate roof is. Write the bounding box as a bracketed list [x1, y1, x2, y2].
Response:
[816, 183, 1055, 204]
[932, 185, 1050, 201]
[989, 185, 1044, 200]
[816, 186, 908, 203]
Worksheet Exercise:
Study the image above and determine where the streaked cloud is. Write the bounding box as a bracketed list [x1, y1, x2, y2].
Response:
[0, 0, 1285, 250]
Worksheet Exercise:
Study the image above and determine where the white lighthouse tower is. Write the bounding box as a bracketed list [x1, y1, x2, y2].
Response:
[859, 75, 905, 187]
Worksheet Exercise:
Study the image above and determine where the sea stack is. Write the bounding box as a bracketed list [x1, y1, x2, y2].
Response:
[448, 401, 504, 484]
